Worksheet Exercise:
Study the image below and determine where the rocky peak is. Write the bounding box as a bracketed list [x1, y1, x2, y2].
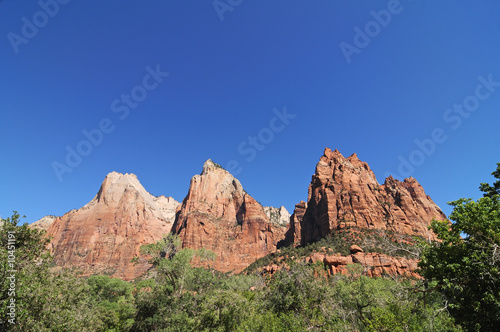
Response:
[189, 160, 246, 205]
[202, 159, 224, 175]
[46, 172, 180, 280]
[172, 160, 284, 273]
[95, 172, 146, 204]
[299, 148, 445, 245]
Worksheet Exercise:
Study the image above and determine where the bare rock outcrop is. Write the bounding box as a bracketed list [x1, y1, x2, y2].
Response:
[308, 251, 420, 278]
[259, 248, 420, 278]
[171, 160, 285, 273]
[281, 201, 307, 247]
[46, 172, 180, 280]
[154, 195, 181, 224]
[264, 206, 290, 226]
[297, 148, 446, 245]
[30, 215, 58, 231]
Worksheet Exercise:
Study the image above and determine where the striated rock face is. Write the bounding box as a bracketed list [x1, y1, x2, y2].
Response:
[46, 172, 180, 280]
[39, 148, 445, 279]
[264, 206, 290, 226]
[306, 251, 420, 278]
[30, 215, 58, 231]
[297, 148, 445, 245]
[171, 160, 286, 273]
[259, 247, 420, 278]
[154, 195, 180, 224]
[281, 201, 307, 247]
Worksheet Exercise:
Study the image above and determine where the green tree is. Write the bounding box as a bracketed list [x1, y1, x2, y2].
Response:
[419, 194, 500, 330]
[195, 289, 248, 331]
[0, 212, 106, 331]
[332, 274, 458, 332]
[139, 233, 196, 297]
[479, 162, 500, 198]
[133, 234, 219, 331]
[87, 275, 136, 331]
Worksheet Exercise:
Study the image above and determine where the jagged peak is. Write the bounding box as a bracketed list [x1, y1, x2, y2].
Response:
[263, 205, 291, 226]
[384, 175, 396, 183]
[348, 152, 359, 160]
[201, 159, 228, 175]
[384, 175, 419, 186]
[324, 147, 343, 159]
[403, 177, 417, 183]
[323, 148, 363, 166]
[319, 148, 373, 174]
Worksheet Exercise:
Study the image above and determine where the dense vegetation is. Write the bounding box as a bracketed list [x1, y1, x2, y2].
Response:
[419, 162, 500, 332]
[1, 162, 498, 331]
[0, 214, 459, 331]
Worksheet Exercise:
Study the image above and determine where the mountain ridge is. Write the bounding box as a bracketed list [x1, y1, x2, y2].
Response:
[32, 148, 447, 279]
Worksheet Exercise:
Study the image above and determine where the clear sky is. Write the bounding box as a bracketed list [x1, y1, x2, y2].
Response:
[1, 0, 499, 224]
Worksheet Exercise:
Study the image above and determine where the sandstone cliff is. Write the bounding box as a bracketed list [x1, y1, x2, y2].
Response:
[46, 172, 180, 280]
[41, 148, 446, 279]
[281, 201, 307, 248]
[171, 160, 286, 273]
[291, 148, 445, 246]
[264, 206, 290, 226]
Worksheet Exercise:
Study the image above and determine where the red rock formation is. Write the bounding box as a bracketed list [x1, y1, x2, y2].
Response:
[298, 148, 446, 245]
[259, 249, 420, 278]
[46, 172, 180, 280]
[281, 201, 307, 247]
[42, 148, 445, 279]
[171, 160, 286, 273]
[317, 251, 419, 278]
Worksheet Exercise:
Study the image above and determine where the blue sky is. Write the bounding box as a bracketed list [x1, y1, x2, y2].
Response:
[1, 0, 499, 224]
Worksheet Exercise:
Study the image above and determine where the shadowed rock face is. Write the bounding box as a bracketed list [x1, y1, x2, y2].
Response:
[171, 160, 286, 273]
[291, 148, 446, 246]
[281, 201, 307, 248]
[46, 172, 179, 280]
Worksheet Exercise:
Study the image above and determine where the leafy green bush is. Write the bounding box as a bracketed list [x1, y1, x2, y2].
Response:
[0, 214, 461, 331]
[419, 162, 500, 332]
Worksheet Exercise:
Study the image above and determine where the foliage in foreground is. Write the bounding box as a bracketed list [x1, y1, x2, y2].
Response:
[132, 258, 459, 332]
[1, 213, 460, 331]
[419, 163, 500, 332]
[4, 163, 500, 331]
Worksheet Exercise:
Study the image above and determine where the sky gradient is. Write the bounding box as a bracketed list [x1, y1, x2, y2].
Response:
[1, 0, 500, 224]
